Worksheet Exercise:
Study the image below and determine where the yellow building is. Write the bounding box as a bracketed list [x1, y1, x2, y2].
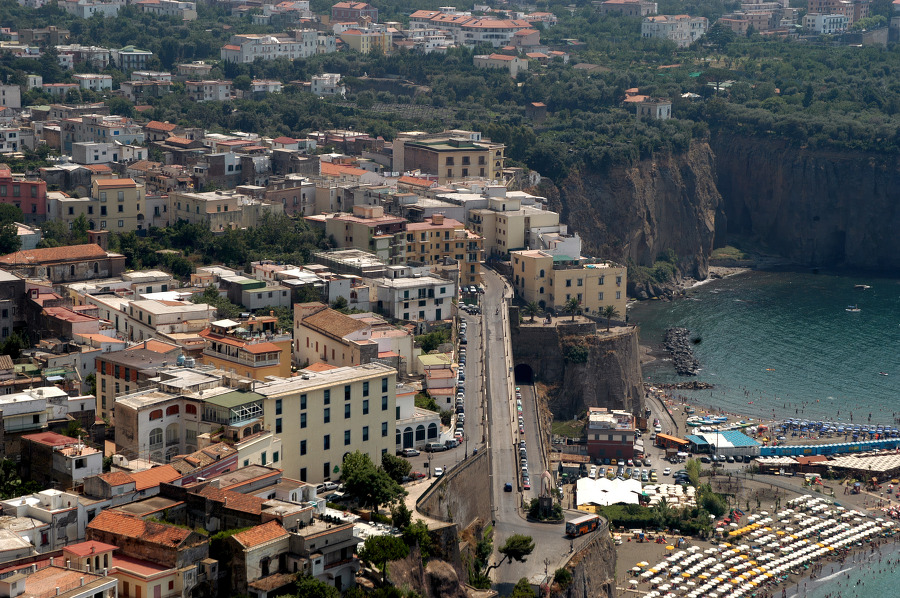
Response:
[510, 249, 627, 318]
[339, 28, 392, 54]
[56, 178, 145, 232]
[255, 362, 397, 484]
[403, 137, 505, 183]
[468, 194, 560, 259]
[405, 214, 483, 285]
[198, 317, 292, 380]
[306, 205, 408, 265]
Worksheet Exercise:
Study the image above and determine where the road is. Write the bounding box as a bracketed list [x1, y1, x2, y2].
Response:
[481, 268, 584, 594]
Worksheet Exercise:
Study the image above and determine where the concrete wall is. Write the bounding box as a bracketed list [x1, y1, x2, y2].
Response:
[416, 450, 490, 531]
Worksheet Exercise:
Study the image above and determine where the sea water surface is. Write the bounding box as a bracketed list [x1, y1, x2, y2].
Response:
[629, 270, 900, 424]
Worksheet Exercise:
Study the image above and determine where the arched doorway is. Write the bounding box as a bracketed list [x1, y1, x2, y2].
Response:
[514, 363, 534, 384]
[403, 427, 414, 448]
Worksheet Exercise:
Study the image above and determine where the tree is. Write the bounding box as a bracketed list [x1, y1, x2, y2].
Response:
[358, 534, 409, 582]
[685, 458, 702, 488]
[653, 496, 673, 530]
[486, 534, 535, 573]
[341, 451, 406, 513]
[0, 222, 20, 255]
[71, 214, 90, 244]
[511, 578, 536, 598]
[523, 301, 541, 322]
[291, 575, 341, 598]
[401, 519, 433, 559]
[0, 459, 39, 499]
[382, 453, 411, 484]
[233, 74, 252, 91]
[0, 204, 23, 225]
[553, 568, 573, 590]
[601, 305, 620, 331]
[564, 296, 581, 321]
[390, 501, 412, 531]
[331, 296, 348, 311]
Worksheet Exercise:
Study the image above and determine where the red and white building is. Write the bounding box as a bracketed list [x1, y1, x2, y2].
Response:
[585, 407, 636, 462]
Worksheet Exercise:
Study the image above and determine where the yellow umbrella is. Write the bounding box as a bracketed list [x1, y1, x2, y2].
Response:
[724, 543, 733, 547]
[682, 573, 691, 578]
[666, 545, 675, 550]
[699, 574, 709, 579]
[776, 531, 786, 535]
[729, 568, 739, 573]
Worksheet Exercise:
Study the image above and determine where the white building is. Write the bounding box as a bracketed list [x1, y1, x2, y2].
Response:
[59, 0, 121, 18]
[408, 10, 537, 47]
[803, 12, 849, 32]
[395, 384, 441, 450]
[641, 14, 709, 47]
[220, 30, 322, 63]
[310, 73, 345, 97]
[138, 0, 197, 20]
[131, 70, 173, 81]
[72, 73, 113, 91]
[185, 80, 234, 102]
[0, 84, 21, 109]
[110, 46, 153, 72]
[473, 53, 529, 76]
[250, 79, 283, 94]
[370, 274, 454, 322]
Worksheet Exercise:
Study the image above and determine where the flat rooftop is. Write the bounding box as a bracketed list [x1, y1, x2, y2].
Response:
[112, 496, 182, 518]
[256, 363, 396, 398]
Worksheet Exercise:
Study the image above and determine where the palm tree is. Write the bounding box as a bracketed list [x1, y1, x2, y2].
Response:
[523, 301, 541, 322]
[601, 305, 621, 331]
[564, 297, 581, 321]
[653, 497, 673, 531]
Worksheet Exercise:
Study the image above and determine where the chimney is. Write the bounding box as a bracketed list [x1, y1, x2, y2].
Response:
[80, 578, 84, 587]
[432, 213, 444, 225]
[50, 558, 54, 566]
[55, 589, 59, 596]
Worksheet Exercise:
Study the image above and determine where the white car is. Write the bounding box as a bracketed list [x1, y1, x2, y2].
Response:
[434, 467, 444, 477]
[663, 467, 672, 476]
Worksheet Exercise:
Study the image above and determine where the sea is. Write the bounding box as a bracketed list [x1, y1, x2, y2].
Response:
[629, 269, 900, 597]
[629, 270, 900, 425]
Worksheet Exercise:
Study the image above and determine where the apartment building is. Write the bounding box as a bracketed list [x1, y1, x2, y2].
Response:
[332, 1, 377, 20]
[185, 80, 234, 102]
[168, 189, 282, 231]
[340, 27, 392, 54]
[110, 46, 153, 72]
[95, 339, 182, 422]
[0, 84, 21, 108]
[467, 191, 561, 258]
[598, 0, 658, 15]
[585, 407, 636, 461]
[401, 135, 505, 183]
[177, 61, 213, 78]
[72, 73, 113, 91]
[803, 12, 850, 31]
[221, 30, 322, 63]
[808, 0, 869, 22]
[292, 302, 378, 368]
[405, 214, 483, 285]
[121, 79, 174, 102]
[0, 127, 32, 154]
[0, 164, 47, 224]
[370, 274, 454, 322]
[60, 114, 145, 153]
[308, 205, 408, 265]
[310, 73, 345, 97]
[72, 141, 146, 165]
[510, 249, 628, 317]
[473, 53, 529, 76]
[254, 363, 397, 483]
[641, 14, 709, 47]
[54, 44, 110, 68]
[198, 317, 292, 379]
[137, 0, 197, 20]
[60, 0, 120, 18]
[88, 178, 144, 232]
[408, 10, 537, 46]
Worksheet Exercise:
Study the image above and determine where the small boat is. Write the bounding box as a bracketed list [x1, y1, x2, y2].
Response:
[846, 305, 861, 312]
[854, 284, 871, 290]
[880, 372, 889, 376]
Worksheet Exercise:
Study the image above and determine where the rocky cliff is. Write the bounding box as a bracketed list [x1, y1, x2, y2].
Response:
[549, 528, 617, 598]
[712, 133, 900, 271]
[551, 142, 724, 281]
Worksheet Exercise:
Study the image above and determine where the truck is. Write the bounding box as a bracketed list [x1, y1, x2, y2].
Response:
[566, 513, 601, 537]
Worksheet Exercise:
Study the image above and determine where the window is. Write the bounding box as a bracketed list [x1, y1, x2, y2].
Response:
[344, 404, 351, 419]
[616, 291, 622, 300]
[300, 413, 307, 428]
[324, 389, 330, 405]
[323, 408, 330, 423]
[118, 220, 124, 228]
[323, 434, 330, 450]
[149, 428, 162, 445]
[300, 440, 307, 455]
[301, 394, 307, 409]
[445, 157, 454, 165]
[362, 399, 369, 415]
[599, 276, 605, 285]
[323, 462, 330, 479]
[363, 381, 369, 397]
[382, 396, 388, 410]
[344, 430, 351, 446]
[344, 384, 351, 401]
[565, 279, 572, 287]
[149, 409, 163, 420]
[300, 467, 307, 481]
[273, 451, 279, 463]
[577, 278, 583, 287]
[382, 377, 388, 393]
[261, 452, 267, 465]
[382, 422, 388, 437]
[75, 458, 86, 469]
[363, 426, 369, 441]
[118, 204, 124, 213]
[598, 292, 604, 301]
[276, 418, 282, 433]
[275, 399, 282, 415]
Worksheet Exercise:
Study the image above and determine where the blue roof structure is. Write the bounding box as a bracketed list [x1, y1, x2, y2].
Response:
[686, 435, 710, 447]
[720, 430, 760, 448]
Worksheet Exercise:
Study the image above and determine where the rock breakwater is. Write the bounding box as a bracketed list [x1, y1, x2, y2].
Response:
[664, 327, 700, 376]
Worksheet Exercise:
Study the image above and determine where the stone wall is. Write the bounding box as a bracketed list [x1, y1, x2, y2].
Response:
[416, 450, 490, 531]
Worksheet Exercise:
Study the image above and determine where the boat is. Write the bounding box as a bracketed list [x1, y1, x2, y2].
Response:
[854, 284, 872, 290]
[846, 305, 861, 312]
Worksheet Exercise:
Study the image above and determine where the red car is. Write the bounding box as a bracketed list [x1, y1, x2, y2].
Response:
[410, 471, 426, 480]
[523, 480, 531, 490]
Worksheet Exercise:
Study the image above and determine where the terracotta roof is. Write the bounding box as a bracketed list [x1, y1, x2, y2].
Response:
[130, 465, 181, 491]
[231, 521, 289, 549]
[514, 28, 540, 35]
[88, 511, 193, 547]
[22, 431, 80, 447]
[304, 362, 339, 372]
[194, 484, 266, 515]
[99, 471, 136, 487]
[320, 162, 368, 177]
[222, 44, 241, 51]
[63, 541, 119, 557]
[96, 178, 137, 188]
[398, 175, 436, 188]
[302, 307, 369, 339]
[0, 243, 107, 265]
[83, 164, 113, 173]
[272, 136, 298, 144]
[146, 121, 177, 132]
[127, 160, 163, 172]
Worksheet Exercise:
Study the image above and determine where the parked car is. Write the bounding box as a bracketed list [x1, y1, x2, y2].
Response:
[523, 479, 531, 490]
[410, 471, 426, 480]
[402, 448, 420, 457]
[316, 481, 339, 493]
[663, 467, 672, 475]
[434, 467, 444, 477]
[425, 442, 449, 452]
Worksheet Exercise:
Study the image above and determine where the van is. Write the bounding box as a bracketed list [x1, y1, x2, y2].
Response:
[445, 439, 459, 448]
[519, 447, 527, 458]
[425, 442, 448, 452]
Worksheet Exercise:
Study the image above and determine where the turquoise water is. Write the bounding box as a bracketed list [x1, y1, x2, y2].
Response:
[787, 542, 900, 598]
[629, 270, 900, 424]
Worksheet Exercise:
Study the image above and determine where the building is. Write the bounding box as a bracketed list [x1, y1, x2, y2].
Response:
[88, 178, 145, 232]
[310, 205, 408, 265]
[0, 127, 33, 154]
[599, 0, 658, 15]
[510, 250, 627, 317]
[110, 46, 153, 72]
[59, 0, 120, 18]
[637, 98, 672, 119]
[340, 28, 392, 54]
[292, 303, 378, 368]
[251, 363, 397, 483]
[401, 135, 505, 183]
[310, 73, 345, 97]
[803, 12, 850, 31]
[138, 0, 198, 20]
[95, 339, 182, 423]
[21, 431, 103, 488]
[808, 0, 869, 22]
[120, 79, 174, 102]
[0, 242, 126, 283]
[185, 80, 234, 102]
[177, 61, 213, 78]
[395, 383, 440, 450]
[332, 1, 377, 21]
[72, 73, 113, 91]
[467, 189, 561, 258]
[408, 10, 537, 47]
[221, 30, 324, 63]
[72, 141, 146, 166]
[370, 274, 454, 322]
[55, 44, 110, 68]
[473, 53, 529, 77]
[60, 114, 145, 154]
[405, 215, 483, 286]
[19, 26, 70, 46]
[0, 562, 119, 598]
[0, 164, 47, 224]
[641, 14, 709, 47]
[584, 407, 636, 461]
[0, 84, 21, 109]
[168, 190, 282, 232]
[198, 318, 292, 379]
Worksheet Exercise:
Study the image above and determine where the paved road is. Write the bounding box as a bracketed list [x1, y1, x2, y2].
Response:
[481, 269, 579, 593]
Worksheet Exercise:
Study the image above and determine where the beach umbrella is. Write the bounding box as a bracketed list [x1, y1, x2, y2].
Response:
[666, 545, 675, 550]
[629, 580, 639, 586]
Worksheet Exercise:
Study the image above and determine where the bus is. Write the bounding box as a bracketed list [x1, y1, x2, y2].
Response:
[566, 514, 601, 537]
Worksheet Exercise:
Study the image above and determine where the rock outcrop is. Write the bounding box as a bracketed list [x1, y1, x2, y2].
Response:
[549, 528, 617, 598]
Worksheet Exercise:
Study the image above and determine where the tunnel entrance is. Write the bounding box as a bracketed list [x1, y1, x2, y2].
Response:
[514, 363, 534, 384]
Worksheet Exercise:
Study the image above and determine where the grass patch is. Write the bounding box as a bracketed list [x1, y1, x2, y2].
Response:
[710, 246, 750, 260]
[552, 419, 584, 438]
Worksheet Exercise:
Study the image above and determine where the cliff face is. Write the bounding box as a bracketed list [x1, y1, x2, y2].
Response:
[550, 529, 617, 598]
[554, 142, 724, 280]
[712, 133, 900, 271]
